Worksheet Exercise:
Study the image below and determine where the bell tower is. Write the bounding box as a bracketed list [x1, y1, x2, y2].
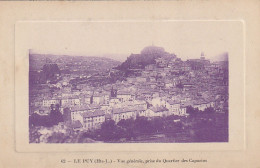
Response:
[200, 52, 205, 60]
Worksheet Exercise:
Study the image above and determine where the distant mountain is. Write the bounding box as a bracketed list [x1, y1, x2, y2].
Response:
[115, 46, 171, 71]
[213, 52, 229, 62]
[100, 54, 128, 62]
[29, 53, 121, 72]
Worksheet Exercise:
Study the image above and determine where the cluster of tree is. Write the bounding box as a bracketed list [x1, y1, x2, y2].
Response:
[29, 63, 61, 84]
[29, 104, 63, 127]
[183, 106, 228, 142]
[82, 115, 185, 142]
[42, 63, 61, 81]
[189, 112, 228, 142]
[186, 106, 215, 117]
[30, 105, 228, 143]
[80, 106, 228, 143]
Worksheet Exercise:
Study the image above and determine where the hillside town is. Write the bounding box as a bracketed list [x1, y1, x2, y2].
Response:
[29, 46, 228, 143]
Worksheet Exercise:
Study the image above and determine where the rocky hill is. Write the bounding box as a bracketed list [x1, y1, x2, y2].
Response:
[115, 46, 170, 71]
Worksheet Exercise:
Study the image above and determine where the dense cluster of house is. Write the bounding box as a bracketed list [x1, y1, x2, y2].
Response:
[29, 52, 228, 131]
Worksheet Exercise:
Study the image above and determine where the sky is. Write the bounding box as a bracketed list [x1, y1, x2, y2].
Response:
[16, 21, 243, 62]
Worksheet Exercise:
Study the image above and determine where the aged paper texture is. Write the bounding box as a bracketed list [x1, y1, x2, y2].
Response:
[0, 1, 260, 168]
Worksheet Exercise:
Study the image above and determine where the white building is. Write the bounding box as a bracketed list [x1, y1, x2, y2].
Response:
[42, 99, 61, 107]
[117, 91, 132, 102]
[82, 110, 105, 130]
[112, 107, 136, 123]
[166, 100, 181, 115]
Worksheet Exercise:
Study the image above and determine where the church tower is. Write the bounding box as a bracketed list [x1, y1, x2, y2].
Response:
[110, 87, 117, 98]
[200, 52, 205, 60]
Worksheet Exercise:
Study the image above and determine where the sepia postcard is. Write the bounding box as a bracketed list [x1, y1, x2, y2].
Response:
[1, 1, 260, 168]
[15, 20, 244, 152]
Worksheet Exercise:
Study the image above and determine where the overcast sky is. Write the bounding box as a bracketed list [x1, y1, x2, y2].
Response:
[17, 21, 243, 61]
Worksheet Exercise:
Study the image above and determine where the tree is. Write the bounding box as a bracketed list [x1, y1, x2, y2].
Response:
[151, 117, 164, 133]
[41, 63, 61, 83]
[29, 113, 53, 127]
[204, 107, 215, 114]
[192, 120, 217, 142]
[47, 132, 67, 143]
[99, 120, 123, 141]
[117, 118, 134, 129]
[63, 107, 71, 122]
[117, 118, 136, 140]
[134, 116, 153, 134]
[186, 106, 199, 117]
[49, 104, 63, 125]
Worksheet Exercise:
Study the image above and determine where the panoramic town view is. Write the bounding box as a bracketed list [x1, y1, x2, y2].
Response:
[29, 46, 228, 143]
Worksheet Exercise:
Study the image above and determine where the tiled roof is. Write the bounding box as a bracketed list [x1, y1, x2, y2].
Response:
[71, 105, 90, 112]
[112, 107, 136, 114]
[81, 110, 105, 118]
[88, 104, 101, 109]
